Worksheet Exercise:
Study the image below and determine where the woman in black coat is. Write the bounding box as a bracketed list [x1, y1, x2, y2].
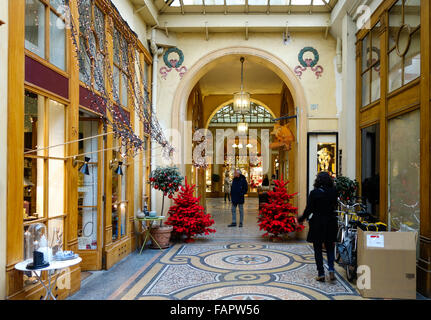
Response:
[298, 171, 338, 282]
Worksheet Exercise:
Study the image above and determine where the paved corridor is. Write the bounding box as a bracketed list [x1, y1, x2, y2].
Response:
[70, 197, 364, 300]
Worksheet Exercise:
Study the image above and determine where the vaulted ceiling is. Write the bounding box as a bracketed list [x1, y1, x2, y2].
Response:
[197, 55, 284, 96]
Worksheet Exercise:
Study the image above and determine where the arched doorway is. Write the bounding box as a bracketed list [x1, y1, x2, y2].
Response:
[204, 100, 277, 198]
[170, 47, 308, 213]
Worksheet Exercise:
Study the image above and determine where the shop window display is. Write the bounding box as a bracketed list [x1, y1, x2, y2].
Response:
[112, 138, 127, 242]
[77, 111, 99, 250]
[308, 134, 337, 193]
[23, 90, 66, 286]
[24, 92, 45, 220]
[317, 143, 336, 175]
[120, 146, 127, 237]
[388, 109, 420, 234]
[205, 165, 212, 192]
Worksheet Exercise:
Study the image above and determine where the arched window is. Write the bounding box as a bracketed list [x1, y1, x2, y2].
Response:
[210, 102, 274, 124]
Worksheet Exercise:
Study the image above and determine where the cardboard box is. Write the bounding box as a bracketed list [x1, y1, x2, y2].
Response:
[357, 229, 417, 299]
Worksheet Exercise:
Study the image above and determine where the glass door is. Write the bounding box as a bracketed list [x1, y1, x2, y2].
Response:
[77, 109, 103, 270]
[361, 124, 380, 218]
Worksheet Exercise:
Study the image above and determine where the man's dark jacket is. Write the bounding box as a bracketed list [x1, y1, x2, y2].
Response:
[230, 174, 248, 205]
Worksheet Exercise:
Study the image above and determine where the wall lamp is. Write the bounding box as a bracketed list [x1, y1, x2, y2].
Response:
[110, 159, 124, 176]
[73, 156, 91, 176]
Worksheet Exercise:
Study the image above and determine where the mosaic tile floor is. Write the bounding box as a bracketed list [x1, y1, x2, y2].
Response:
[70, 198, 428, 300]
[110, 198, 361, 300]
[113, 241, 361, 300]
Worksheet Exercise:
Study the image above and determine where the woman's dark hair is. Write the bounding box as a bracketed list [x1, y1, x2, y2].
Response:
[314, 171, 334, 190]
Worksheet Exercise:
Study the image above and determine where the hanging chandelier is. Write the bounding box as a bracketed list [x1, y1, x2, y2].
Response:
[237, 122, 248, 133]
[233, 57, 251, 115]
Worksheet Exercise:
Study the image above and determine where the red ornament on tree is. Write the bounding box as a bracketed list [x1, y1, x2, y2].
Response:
[165, 177, 216, 243]
[257, 178, 304, 241]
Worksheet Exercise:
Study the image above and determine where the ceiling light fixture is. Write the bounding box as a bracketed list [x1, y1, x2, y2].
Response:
[237, 122, 248, 133]
[233, 57, 251, 115]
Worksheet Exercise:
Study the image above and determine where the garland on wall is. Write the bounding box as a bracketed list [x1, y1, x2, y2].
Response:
[294, 47, 324, 79]
[160, 47, 188, 80]
[66, 0, 174, 158]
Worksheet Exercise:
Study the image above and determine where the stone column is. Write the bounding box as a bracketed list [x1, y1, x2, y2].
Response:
[339, 14, 357, 179]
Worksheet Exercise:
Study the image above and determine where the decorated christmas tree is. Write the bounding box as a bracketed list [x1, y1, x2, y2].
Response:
[257, 179, 304, 240]
[165, 177, 216, 242]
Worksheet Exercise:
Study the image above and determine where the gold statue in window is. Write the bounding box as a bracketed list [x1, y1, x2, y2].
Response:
[317, 147, 332, 172]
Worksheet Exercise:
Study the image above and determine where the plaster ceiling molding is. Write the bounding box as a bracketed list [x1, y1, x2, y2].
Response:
[130, 0, 159, 26]
[197, 55, 284, 96]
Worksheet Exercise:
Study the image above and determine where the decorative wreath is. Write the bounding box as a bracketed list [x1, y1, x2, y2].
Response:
[298, 47, 320, 68]
[163, 47, 184, 69]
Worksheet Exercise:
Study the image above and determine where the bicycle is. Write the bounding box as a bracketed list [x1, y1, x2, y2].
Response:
[335, 198, 373, 283]
[334, 198, 366, 263]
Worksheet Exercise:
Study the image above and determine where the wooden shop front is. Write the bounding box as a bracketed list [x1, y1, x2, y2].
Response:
[356, 0, 431, 297]
[6, 0, 152, 300]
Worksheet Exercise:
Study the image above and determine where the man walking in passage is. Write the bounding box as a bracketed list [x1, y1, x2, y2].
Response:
[228, 169, 248, 228]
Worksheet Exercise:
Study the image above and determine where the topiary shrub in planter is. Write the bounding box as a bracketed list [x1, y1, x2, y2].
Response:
[335, 175, 359, 204]
[148, 166, 184, 249]
[149, 166, 184, 216]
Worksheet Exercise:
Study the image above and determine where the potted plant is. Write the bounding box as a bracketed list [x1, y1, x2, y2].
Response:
[334, 175, 359, 204]
[257, 178, 305, 242]
[148, 166, 184, 248]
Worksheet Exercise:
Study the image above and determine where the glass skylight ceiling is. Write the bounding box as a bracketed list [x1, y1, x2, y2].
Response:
[159, 0, 337, 13]
[169, 0, 327, 5]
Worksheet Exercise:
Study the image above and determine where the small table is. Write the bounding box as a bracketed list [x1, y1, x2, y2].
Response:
[136, 216, 165, 254]
[15, 257, 82, 300]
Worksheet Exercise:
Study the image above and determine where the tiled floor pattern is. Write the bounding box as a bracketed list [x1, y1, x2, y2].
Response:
[102, 197, 362, 300]
[113, 241, 361, 300]
[70, 197, 428, 300]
